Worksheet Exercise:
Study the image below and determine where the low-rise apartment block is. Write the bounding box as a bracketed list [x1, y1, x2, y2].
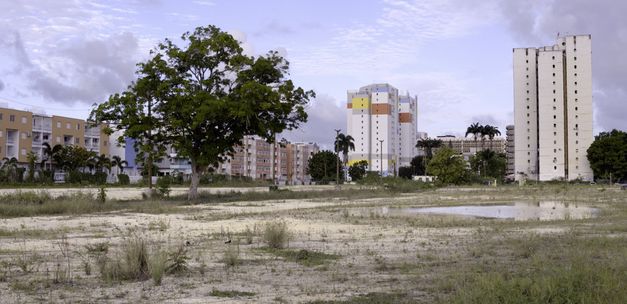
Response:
[0, 106, 109, 163]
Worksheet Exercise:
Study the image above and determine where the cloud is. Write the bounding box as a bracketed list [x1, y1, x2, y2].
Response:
[293, 0, 500, 76]
[254, 20, 294, 37]
[499, 0, 627, 132]
[25, 32, 139, 104]
[281, 94, 344, 150]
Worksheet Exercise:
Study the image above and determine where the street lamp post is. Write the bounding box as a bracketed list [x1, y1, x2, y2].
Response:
[378, 139, 384, 176]
[334, 129, 341, 188]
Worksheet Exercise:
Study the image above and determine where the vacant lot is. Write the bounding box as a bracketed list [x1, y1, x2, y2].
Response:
[0, 185, 625, 303]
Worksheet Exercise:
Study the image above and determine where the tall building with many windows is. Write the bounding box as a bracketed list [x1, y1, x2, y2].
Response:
[513, 35, 593, 181]
[346, 83, 417, 176]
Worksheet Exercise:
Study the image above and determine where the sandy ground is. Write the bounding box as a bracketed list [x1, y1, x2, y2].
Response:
[0, 186, 619, 303]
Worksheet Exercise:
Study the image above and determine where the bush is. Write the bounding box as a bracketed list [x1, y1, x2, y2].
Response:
[223, 245, 240, 268]
[117, 174, 130, 185]
[398, 166, 413, 179]
[156, 176, 172, 197]
[263, 221, 289, 249]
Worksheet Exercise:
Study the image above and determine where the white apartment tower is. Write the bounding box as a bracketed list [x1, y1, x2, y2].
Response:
[346, 83, 417, 176]
[513, 35, 593, 181]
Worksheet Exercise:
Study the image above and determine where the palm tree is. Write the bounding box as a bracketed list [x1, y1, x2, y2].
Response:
[415, 137, 443, 159]
[111, 155, 128, 174]
[334, 133, 355, 168]
[465, 122, 483, 152]
[482, 125, 501, 150]
[95, 154, 111, 174]
[41, 142, 53, 171]
[1, 157, 19, 183]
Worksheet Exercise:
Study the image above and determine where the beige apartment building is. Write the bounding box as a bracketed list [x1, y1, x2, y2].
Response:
[0, 106, 109, 164]
[433, 135, 506, 160]
[216, 136, 319, 184]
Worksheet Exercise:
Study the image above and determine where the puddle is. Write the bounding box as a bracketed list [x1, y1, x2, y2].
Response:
[383, 201, 599, 221]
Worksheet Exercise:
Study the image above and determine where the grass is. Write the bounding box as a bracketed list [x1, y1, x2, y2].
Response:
[209, 289, 256, 298]
[260, 248, 340, 267]
[308, 292, 412, 304]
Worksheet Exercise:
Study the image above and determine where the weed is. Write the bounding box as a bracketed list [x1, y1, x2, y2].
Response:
[223, 245, 240, 268]
[149, 250, 167, 285]
[263, 221, 289, 249]
[166, 244, 189, 274]
[260, 248, 340, 267]
[97, 187, 107, 203]
[99, 236, 149, 282]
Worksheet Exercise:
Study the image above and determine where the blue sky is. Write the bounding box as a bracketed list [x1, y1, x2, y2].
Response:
[1, 0, 625, 148]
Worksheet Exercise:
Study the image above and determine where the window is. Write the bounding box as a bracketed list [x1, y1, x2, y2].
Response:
[552, 56, 555, 60]
[21, 117, 26, 124]
[553, 73, 555, 77]
[575, 90, 578, 94]
[554, 166, 557, 170]
[552, 64, 555, 68]
[56, 136, 60, 143]
[43, 134, 48, 141]
[575, 107, 578, 111]
[574, 65, 577, 69]
[0, 113, 2, 120]
[574, 57, 577, 61]
[553, 115, 557, 119]
[21, 149, 26, 156]
[66, 123, 71, 129]
[10, 115, 15, 122]
[57, 122, 61, 128]
[21, 133, 26, 139]
[77, 124, 80, 130]
[75, 137, 80, 144]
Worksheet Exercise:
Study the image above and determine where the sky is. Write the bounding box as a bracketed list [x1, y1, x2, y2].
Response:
[0, 0, 626, 149]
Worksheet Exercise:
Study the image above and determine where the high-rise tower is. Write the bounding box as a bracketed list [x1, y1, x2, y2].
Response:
[513, 35, 593, 181]
[346, 83, 417, 176]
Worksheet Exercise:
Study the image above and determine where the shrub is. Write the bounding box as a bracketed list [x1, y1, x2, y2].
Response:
[97, 187, 107, 203]
[263, 221, 289, 249]
[156, 176, 172, 197]
[117, 174, 130, 185]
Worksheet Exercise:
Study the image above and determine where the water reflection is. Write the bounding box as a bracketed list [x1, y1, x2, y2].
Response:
[383, 201, 598, 221]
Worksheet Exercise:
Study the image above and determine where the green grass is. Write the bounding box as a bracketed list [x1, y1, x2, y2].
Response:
[442, 233, 627, 304]
[259, 248, 340, 267]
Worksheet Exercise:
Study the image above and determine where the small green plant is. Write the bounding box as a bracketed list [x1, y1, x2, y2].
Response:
[117, 173, 130, 185]
[244, 226, 254, 245]
[166, 244, 189, 274]
[263, 221, 289, 249]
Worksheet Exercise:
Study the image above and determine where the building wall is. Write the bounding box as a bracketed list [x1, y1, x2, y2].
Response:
[562, 35, 594, 180]
[537, 49, 566, 180]
[506, 125, 515, 176]
[513, 47, 539, 180]
[0, 108, 33, 162]
[398, 95, 417, 167]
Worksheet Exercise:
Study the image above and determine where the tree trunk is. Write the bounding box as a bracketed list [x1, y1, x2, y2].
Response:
[188, 158, 199, 201]
[147, 154, 153, 189]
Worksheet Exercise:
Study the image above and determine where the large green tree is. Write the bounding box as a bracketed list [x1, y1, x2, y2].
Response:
[308, 151, 343, 184]
[587, 129, 627, 182]
[426, 147, 469, 185]
[469, 149, 507, 180]
[92, 25, 313, 199]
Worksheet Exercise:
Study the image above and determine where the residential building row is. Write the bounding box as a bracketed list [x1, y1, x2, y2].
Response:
[513, 34, 593, 181]
[346, 83, 417, 175]
[121, 135, 319, 185]
[0, 105, 109, 164]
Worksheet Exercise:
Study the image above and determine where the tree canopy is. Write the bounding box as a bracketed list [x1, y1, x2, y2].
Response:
[348, 160, 368, 181]
[308, 151, 343, 184]
[426, 147, 469, 185]
[91, 25, 314, 199]
[587, 129, 627, 182]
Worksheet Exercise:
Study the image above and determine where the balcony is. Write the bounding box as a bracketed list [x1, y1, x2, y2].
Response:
[32, 122, 52, 132]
